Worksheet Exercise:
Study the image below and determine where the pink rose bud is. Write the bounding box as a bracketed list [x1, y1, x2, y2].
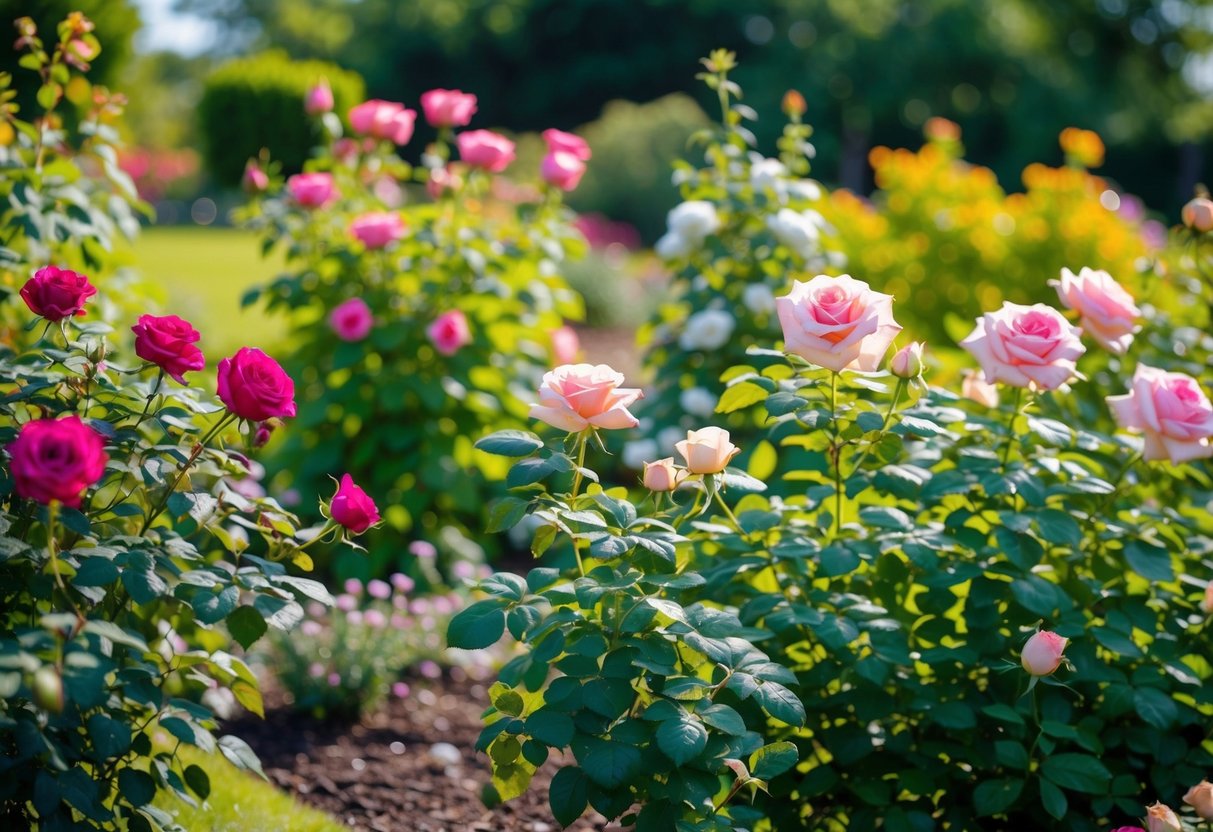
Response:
[1107, 365, 1213, 463]
[8, 416, 108, 508]
[20, 265, 97, 322]
[420, 88, 477, 128]
[540, 151, 586, 191]
[287, 172, 337, 208]
[1182, 196, 1213, 232]
[308, 662, 325, 677]
[542, 128, 591, 161]
[367, 579, 391, 599]
[336, 593, 358, 612]
[253, 420, 277, 448]
[390, 573, 414, 592]
[242, 160, 269, 193]
[426, 165, 462, 199]
[643, 458, 686, 492]
[348, 99, 416, 145]
[304, 78, 334, 115]
[1184, 781, 1213, 821]
[1051, 267, 1141, 355]
[409, 540, 437, 559]
[349, 211, 406, 249]
[890, 341, 925, 379]
[1146, 802, 1182, 832]
[1020, 630, 1068, 676]
[676, 427, 741, 475]
[529, 363, 643, 432]
[960, 302, 1085, 390]
[131, 314, 205, 384]
[456, 129, 516, 173]
[392, 681, 411, 698]
[426, 310, 472, 356]
[329, 473, 380, 535]
[329, 297, 374, 342]
[217, 347, 297, 421]
[776, 274, 902, 372]
[550, 325, 580, 365]
[327, 672, 342, 687]
[961, 370, 1000, 408]
[344, 578, 362, 594]
[1203, 583, 1213, 615]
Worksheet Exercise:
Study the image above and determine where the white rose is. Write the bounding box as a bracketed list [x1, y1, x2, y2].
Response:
[751, 156, 787, 195]
[667, 201, 720, 241]
[679, 387, 717, 418]
[787, 179, 822, 201]
[655, 231, 693, 260]
[767, 208, 820, 257]
[679, 309, 735, 351]
[622, 439, 658, 470]
[742, 283, 777, 316]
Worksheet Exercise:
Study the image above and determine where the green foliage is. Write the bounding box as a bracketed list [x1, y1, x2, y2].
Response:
[199, 51, 364, 186]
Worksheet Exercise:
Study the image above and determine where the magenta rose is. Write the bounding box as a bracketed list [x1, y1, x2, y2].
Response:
[287, 172, 336, 209]
[217, 347, 297, 422]
[349, 211, 406, 249]
[20, 266, 97, 322]
[456, 130, 516, 173]
[348, 99, 416, 145]
[776, 274, 902, 372]
[529, 363, 643, 432]
[420, 88, 477, 128]
[329, 473, 380, 534]
[1107, 364, 1213, 463]
[960, 302, 1085, 390]
[304, 78, 333, 115]
[541, 151, 586, 191]
[329, 298, 374, 342]
[426, 310, 472, 356]
[1051, 266, 1140, 354]
[131, 314, 205, 384]
[8, 416, 108, 508]
[542, 128, 591, 161]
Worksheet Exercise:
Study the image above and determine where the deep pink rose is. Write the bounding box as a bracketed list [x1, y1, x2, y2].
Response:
[1051, 266, 1140, 354]
[1020, 630, 1067, 676]
[217, 347, 297, 421]
[426, 310, 471, 356]
[8, 416, 108, 508]
[287, 172, 336, 208]
[20, 266, 97, 322]
[529, 363, 642, 432]
[330, 473, 380, 534]
[456, 130, 515, 173]
[329, 298, 373, 342]
[541, 151, 586, 191]
[1107, 364, 1213, 463]
[131, 314, 205, 384]
[776, 274, 901, 372]
[304, 79, 333, 115]
[960, 302, 1085, 390]
[348, 99, 416, 145]
[542, 128, 591, 161]
[551, 325, 580, 365]
[420, 88, 477, 128]
[349, 211, 406, 249]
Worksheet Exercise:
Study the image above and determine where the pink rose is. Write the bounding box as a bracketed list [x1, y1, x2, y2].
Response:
[1146, 803, 1181, 832]
[643, 458, 686, 492]
[961, 370, 1000, 408]
[890, 341, 925, 379]
[242, 160, 268, 193]
[542, 128, 591, 161]
[420, 88, 477, 128]
[551, 325, 580, 365]
[1020, 630, 1067, 676]
[426, 310, 471, 356]
[349, 211, 406, 249]
[329, 298, 373, 342]
[348, 99, 416, 145]
[776, 274, 902, 372]
[9, 416, 108, 508]
[529, 363, 642, 432]
[960, 302, 1085, 390]
[676, 427, 740, 475]
[1184, 780, 1213, 821]
[540, 151, 586, 191]
[330, 473, 380, 534]
[456, 129, 515, 173]
[287, 172, 336, 208]
[304, 78, 334, 115]
[1051, 266, 1140, 354]
[20, 266, 97, 321]
[131, 314, 205, 384]
[1107, 364, 1213, 463]
[217, 347, 297, 421]
[1183, 197, 1213, 232]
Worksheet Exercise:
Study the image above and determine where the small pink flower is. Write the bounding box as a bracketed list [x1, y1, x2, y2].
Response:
[287, 172, 337, 208]
[132, 314, 205, 384]
[890, 341, 925, 379]
[367, 579, 391, 599]
[301, 621, 323, 637]
[390, 613, 408, 629]
[542, 128, 591, 161]
[541, 151, 586, 191]
[419, 660, 441, 679]
[1183, 197, 1213, 232]
[390, 572, 414, 593]
[456, 129, 515, 173]
[346, 610, 363, 626]
[776, 274, 902, 372]
[363, 609, 387, 628]
[427, 310, 472, 356]
[391, 681, 411, 699]
[1107, 364, 1213, 463]
[1021, 630, 1068, 676]
[452, 562, 475, 580]
[349, 211, 406, 249]
[426, 165, 462, 199]
[1051, 266, 1140, 354]
[529, 363, 643, 432]
[551, 325, 580, 365]
[305, 78, 334, 115]
[409, 540, 437, 559]
[330, 473, 380, 535]
[343, 578, 362, 595]
[327, 672, 342, 687]
[308, 662, 325, 678]
[8, 416, 108, 508]
[336, 594, 358, 612]
[349, 99, 416, 145]
[960, 302, 1085, 390]
[329, 298, 373, 343]
[242, 160, 268, 193]
[420, 88, 477, 128]
[643, 458, 687, 491]
[20, 265, 97, 321]
[431, 596, 454, 615]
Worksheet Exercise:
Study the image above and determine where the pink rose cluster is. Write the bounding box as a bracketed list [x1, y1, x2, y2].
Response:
[540, 128, 591, 192]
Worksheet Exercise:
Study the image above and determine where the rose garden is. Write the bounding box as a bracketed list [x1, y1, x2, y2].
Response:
[3, 9, 1213, 832]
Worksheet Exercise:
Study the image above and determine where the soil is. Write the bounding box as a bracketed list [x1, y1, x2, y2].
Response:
[228, 674, 610, 831]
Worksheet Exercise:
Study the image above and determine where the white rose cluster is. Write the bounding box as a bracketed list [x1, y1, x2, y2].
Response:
[655, 201, 721, 260]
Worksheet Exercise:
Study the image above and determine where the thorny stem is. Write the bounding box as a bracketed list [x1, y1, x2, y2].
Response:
[569, 430, 590, 577]
[138, 413, 237, 535]
[1001, 387, 1027, 467]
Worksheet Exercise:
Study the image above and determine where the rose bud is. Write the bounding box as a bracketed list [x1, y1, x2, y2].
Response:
[329, 297, 374, 342]
[242, 160, 269, 193]
[456, 129, 516, 173]
[890, 341, 925, 379]
[253, 420, 278, 449]
[643, 458, 686, 492]
[20, 265, 97, 322]
[217, 347, 297, 422]
[782, 90, 807, 118]
[31, 666, 64, 714]
[1145, 802, 1181, 832]
[131, 314, 205, 384]
[304, 78, 334, 115]
[675, 427, 741, 475]
[1184, 781, 1213, 821]
[1020, 630, 1068, 676]
[1182, 196, 1213, 233]
[329, 473, 380, 535]
[9, 416, 108, 508]
[420, 88, 477, 129]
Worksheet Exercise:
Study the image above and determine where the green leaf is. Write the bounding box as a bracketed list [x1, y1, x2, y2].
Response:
[1041, 753, 1111, 794]
[574, 738, 642, 789]
[752, 682, 805, 726]
[973, 778, 1024, 816]
[253, 595, 304, 630]
[184, 764, 210, 800]
[1040, 779, 1068, 820]
[118, 769, 156, 807]
[1123, 540, 1173, 582]
[764, 391, 805, 416]
[750, 741, 798, 780]
[486, 497, 529, 533]
[717, 382, 765, 414]
[656, 714, 708, 766]
[87, 713, 131, 761]
[226, 606, 268, 650]
[83, 620, 148, 652]
[508, 457, 558, 488]
[527, 710, 574, 747]
[697, 703, 746, 736]
[218, 735, 265, 779]
[1134, 687, 1178, 729]
[549, 766, 588, 827]
[190, 585, 240, 624]
[476, 430, 544, 456]
[447, 600, 507, 649]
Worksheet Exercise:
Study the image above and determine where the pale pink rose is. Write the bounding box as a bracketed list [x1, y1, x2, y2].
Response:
[1020, 630, 1067, 676]
[890, 341, 925, 379]
[427, 310, 472, 356]
[643, 458, 686, 492]
[551, 325, 580, 365]
[960, 302, 1085, 390]
[1051, 267, 1140, 354]
[776, 275, 902, 372]
[1183, 197, 1213, 232]
[456, 129, 516, 173]
[304, 78, 333, 115]
[675, 427, 740, 475]
[541, 151, 586, 191]
[329, 298, 373, 342]
[542, 128, 591, 161]
[287, 172, 336, 208]
[962, 370, 1000, 407]
[349, 211, 406, 249]
[529, 363, 642, 432]
[1107, 365, 1213, 463]
[420, 88, 477, 128]
[1184, 780, 1213, 820]
[348, 99, 416, 145]
[1146, 802, 1182, 832]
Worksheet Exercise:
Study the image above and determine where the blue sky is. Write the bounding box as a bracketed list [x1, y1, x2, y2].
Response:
[132, 0, 218, 55]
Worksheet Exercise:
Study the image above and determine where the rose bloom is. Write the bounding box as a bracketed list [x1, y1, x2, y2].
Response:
[330, 473, 380, 534]
[540, 151, 586, 191]
[456, 129, 516, 173]
[287, 172, 336, 208]
[1184, 780, 1213, 820]
[9, 416, 108, 508]
[420, 88, 477, 128]
[304, 78, 333, 115]
[20, 265, 97, 321]
[1051, 266, 1140, 354]
[890, 341, 925, 379]
[1183, 196, 1213, 232]
[962, 370, 1000, 407]
[679, 309, 735, 351]
[766, 208, 820, 257]
[329, 297, 373, 342]
[529, 363, 642, 432]
[676, 427, 740, 475]
[542, 128, 591, 161]
[776, 274, 902, 372]
[550, 325, 580, 365]
[242, 160, 268, 193]
[217, 347, 297, 421]
[349, 211, 406, 249]
[1020, 630, 1067, 676]
[131, 314, 205, 384]
[427, 310, 472, 356]
[960, 302, 1084, 390]
[643, 458, 686, 492]
[1145, 802, 1181, 832]
[349, 99, 416, 145]
[1107, 364, 1213, 463]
